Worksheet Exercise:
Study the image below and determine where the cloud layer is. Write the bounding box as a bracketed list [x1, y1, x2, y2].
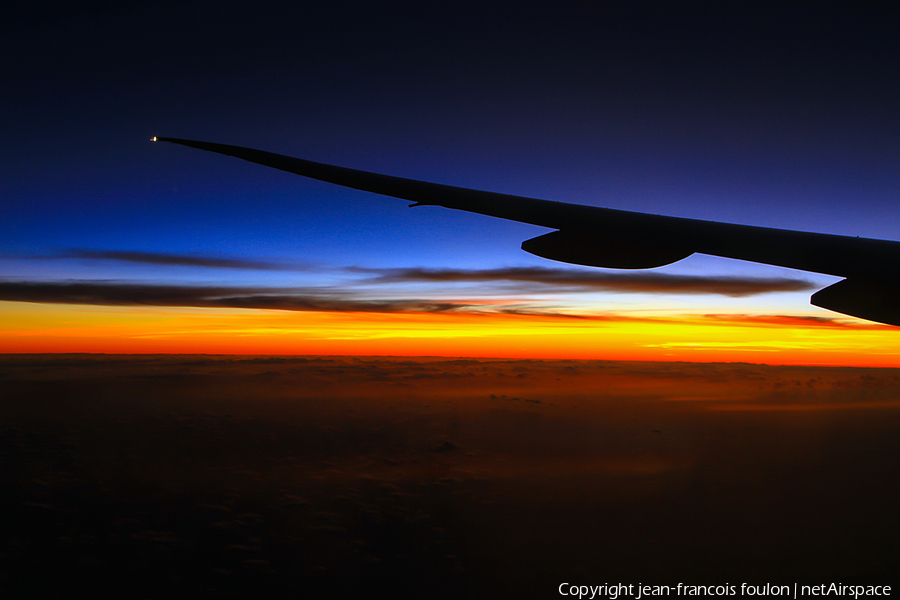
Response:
[0, 279, 864, 330]
[59, 249, 304, 271]
[0, 281, 471, 314]
[4, 250, 822, 323]
[48, 249, 814, 298]
[364, 266, 815, 297]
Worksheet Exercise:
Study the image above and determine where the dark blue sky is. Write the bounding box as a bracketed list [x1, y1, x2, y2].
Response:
[3, 1, 900, 321]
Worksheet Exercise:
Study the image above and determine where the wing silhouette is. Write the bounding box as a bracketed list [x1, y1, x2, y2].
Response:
[152, 137, 900, 326]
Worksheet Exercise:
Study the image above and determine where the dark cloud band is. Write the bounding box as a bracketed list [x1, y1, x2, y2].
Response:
[0, 281, 471, 314]
[50, 249, 813, 298]
[0, 280, 875, 328]
[59, 249, 303, 271]
[364, 266, 815, 297]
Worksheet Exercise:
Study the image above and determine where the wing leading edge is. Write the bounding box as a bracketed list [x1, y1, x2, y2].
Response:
[152, 137, 900, 326]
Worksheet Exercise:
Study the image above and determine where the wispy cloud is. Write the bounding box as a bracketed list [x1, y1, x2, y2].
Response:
[358, 266, 815, 297]
[698, 313, 893, 329]
[1, 277, 891, 336]
[44, 250, 815, 298]
[56, 249, 308, 271]
[0, 281, 482, 314]
[3, 249, 828, 323]
[0, 280, 880, 330]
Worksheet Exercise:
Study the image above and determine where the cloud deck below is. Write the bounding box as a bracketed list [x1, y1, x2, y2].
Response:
[1, 355, 898, 597]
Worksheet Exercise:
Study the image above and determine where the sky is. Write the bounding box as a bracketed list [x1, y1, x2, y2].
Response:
[3, 1, 900, 364]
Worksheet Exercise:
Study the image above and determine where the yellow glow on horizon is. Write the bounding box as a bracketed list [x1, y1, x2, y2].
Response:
[2, 301, 899, 366]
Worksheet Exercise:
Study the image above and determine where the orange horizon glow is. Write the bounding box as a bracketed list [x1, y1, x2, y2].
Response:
[2, 300, 899, 367]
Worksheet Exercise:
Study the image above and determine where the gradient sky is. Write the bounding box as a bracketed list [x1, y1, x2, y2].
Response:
[3, 1, 900, 363]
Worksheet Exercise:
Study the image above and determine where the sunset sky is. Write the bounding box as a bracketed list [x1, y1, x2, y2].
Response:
[3, 2, 900, 364]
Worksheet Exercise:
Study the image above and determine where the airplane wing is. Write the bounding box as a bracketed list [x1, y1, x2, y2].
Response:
[152, 136, 900, 326]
